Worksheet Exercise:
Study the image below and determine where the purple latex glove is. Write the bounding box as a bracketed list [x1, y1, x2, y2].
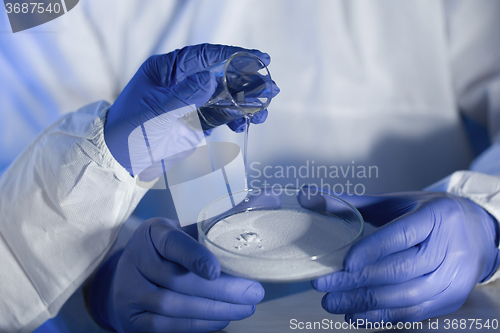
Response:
[304, 191, 500, 324]
[104, 44, 276, 175]
[89, 218, 264, 333]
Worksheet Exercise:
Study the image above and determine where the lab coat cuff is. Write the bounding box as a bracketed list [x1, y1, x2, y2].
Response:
[92, 101, 138, 183]
[442, 171, 500, 284]
[95, 102, 159, 189]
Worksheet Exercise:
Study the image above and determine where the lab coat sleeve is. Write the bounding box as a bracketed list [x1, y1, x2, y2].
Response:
[0, 101, 149, 332]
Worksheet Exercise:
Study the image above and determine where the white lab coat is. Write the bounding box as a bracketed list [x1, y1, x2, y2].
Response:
[1, 0, 500, 331]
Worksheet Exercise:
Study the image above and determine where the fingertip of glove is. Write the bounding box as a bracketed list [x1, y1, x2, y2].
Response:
[255, 51, 271, 65]
[248, 304, 257, 317]
[241, 49, 270, 66]
[243, 281, 265, 303]
[227, 118, 246, 132]
[321, 293, 344, 314]
[201, 320, 230, 333]
[197, 257, 221, 280]
[345, 314, 354, 323]
[251, 110, 268, 124]
[212, 321, 230, 332]
[234, 126, 246, 133]
[321, 293, 330, 311]
[272, 82, 280, 94]
[311, 278, 325, 292]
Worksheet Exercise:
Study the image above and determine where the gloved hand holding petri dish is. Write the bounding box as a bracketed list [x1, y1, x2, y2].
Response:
[197, 187, 364, 282]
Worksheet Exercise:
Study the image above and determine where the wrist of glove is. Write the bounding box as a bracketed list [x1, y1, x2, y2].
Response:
[89, 217, 264, 333]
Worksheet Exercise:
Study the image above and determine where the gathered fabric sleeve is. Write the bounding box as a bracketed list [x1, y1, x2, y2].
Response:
[0, 101, 151, 332]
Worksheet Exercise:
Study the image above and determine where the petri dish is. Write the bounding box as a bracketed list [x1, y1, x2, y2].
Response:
[197, 187, 364, 282]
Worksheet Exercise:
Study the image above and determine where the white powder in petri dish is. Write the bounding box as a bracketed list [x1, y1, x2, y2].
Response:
[205, 208, 359, 281]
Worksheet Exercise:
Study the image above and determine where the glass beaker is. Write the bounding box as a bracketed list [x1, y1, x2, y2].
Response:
[195, 52, 275, 131]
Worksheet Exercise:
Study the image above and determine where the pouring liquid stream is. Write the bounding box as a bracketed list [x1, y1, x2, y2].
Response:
[243, 114, 251, 193]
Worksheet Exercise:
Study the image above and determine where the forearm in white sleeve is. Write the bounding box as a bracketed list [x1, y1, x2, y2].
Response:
[0, 101, 149, 332]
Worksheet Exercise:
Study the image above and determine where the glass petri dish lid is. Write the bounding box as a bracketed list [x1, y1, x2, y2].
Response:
[197, 187, 364, 282]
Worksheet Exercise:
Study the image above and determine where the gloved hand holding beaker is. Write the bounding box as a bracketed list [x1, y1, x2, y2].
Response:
[104, 43, 279, 176]
[300, 191, 500, 323]
[89, 218, 264, 333]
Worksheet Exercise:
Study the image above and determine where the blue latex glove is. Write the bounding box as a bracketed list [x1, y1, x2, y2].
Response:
[304, 191, 500, 324]
[104, 44, 276, 174]
[89, 218, 264, 333]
